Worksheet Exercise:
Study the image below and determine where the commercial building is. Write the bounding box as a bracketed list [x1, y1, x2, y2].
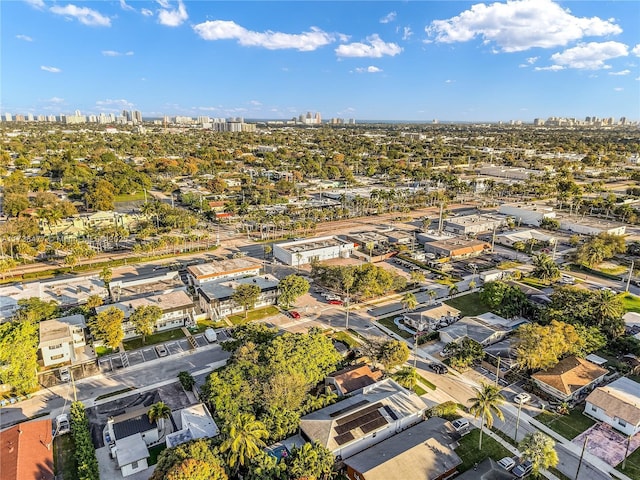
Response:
[109, 270, 187, 302]
[344, 418, 462, 480]
[196, 274, 279, 320]
[443, 214, 505, 235]
[585, 377, 640, 436]
[556, 215, 626, 236]
[423, 238, 491, 260]
[186, 258, 261, 286]
[273, 236, 355, 266]
[498, 203, 556, 226]
[38, 314, 91, 367]
[496, 229, 556, 247]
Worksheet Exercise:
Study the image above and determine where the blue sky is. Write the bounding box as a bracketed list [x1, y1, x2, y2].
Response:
[2, 0, 640, 121]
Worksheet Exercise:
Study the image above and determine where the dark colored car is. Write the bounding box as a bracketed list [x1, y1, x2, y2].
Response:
[289, 311, 301, 319]
[429, 363, 448, 374]
[512, 460, 533, 478]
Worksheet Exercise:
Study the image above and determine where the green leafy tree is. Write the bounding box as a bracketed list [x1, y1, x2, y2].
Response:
[393, 366, 419, 392]
[165, 458, 227, 480]
[516, 320, 584, 371]
[148, 401, 172, 432]
[99, 266, 113, 293]
[443, 338, 484, 370]
[288, 442, 335, 480]
[277, 274, 310, 309]
[409, 270, 425, 287]
[90, 306, 124, 349]
[13, 297, 60, 323]
[480, 281, 529, 318]
[130, 305, 162, 344]
[379, 339, 410, 370]
[220, 413, 269, 472]
[531, 253, 560, 282]
[233, 284, 261, 318]
[178, 371, 196, 391]
[70, 401, 100, 480]
[246, 451, 288, 480]
[469, 383, 505, 450]
[0, 320, 39, 394]
[152, 439, 227, 480]
[402, 292, 418, 312]
[519, 432, 559, 475]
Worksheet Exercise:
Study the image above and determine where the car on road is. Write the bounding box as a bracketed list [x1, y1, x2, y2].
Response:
[429, 363, 448, 374]
[328, 299, 344, 305]
[289, 311, 301, 319]
[497, 457, 516, 471]
[512, 460, 533, 478]
[155, 344, 168, 357]
[514, 392, 532, 405]
[451, 418, 470, 432]
[59, 367, 71, 382]
[55, 414, 70, 435]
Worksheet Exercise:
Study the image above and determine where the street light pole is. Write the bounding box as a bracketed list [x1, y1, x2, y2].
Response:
[514, 400, 523, 442]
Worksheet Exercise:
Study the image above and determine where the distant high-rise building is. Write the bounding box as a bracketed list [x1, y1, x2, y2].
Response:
[132, 110, 142, 123]
[4, 113, 12, 122]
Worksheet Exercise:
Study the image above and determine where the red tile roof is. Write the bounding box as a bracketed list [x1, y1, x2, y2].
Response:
[0, 419, 54, 480]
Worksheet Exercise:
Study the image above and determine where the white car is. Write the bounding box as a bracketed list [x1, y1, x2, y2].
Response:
[451, 418, 470, 432]
[55, 414, 70, 435]
[514, 392, 532, 404]
[59, 367, 71, 382]
[497, 457, 516, 471]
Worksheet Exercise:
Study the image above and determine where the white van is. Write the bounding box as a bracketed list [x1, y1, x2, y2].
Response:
[204, 328, 217, 343]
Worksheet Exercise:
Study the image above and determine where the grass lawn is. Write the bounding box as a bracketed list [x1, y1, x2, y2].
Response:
[95, 387, 135, 401]
[148, 444, 166, 466]
[114, 192, 146, 202]
[53, 434, 78, 480]
[376, 316, 413, 339]
[414, 384, 428, 395]
[123, 328, 186, 351]
[497, 261, 521, 270]
[520, 277, 550, 288]
[537, 409, 595, 440]
[95, 346, 114, 357]
[417, 373, 436, 390]
[622, 293, 640, 314]
[617, 444, 640, 479]
[455, 429, 513, 473]
[332, 331, 360, 348]
[444, 292, 491, 317]
[192, 319, 226, 333]
[227, 305, 281, 325]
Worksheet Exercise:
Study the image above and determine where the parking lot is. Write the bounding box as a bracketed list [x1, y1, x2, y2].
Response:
[98, 331, 225, 374]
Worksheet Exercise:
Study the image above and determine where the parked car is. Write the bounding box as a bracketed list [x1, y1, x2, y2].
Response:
[512, 460, 533, 478]
[289, 311, 301, 319]
[451, 418, 470, 432]
[514, 392, 532, 405]
[59, 367, 71, 382]
[155, 344, 168, 357]
[429, 363, 448, 374]
[204, 328, 217, 343]
[328, 299, 344, 305]
[55, 414, 70, 435]
[497, 457, 516, 471]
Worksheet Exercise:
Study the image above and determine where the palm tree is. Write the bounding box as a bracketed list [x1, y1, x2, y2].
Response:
[148, 401, 171, 433]
[468, 383, 505, 450]
[393, 366, 418, 392]
[220, 413, 269, 472]
[402, 292, 418, 312]
[428, 289, 437, 305]
[449, 284, 459, 298]
[519, 432, 559, 475]
[531, 254, 560, 282]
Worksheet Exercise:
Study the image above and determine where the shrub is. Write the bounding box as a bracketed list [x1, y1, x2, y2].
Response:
[427, 401, 459, 420]
[70, 401, 99, 480]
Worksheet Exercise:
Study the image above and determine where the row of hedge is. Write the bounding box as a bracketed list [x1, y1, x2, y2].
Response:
[70, 401, 100, 480]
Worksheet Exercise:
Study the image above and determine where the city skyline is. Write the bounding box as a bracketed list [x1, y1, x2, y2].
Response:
[2, 0, 640, 122]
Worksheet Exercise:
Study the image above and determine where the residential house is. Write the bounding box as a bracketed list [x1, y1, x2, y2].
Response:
[107, 407, 159, 447]
[343, 417, 462, 480]
[114, 433, 150, 478]
[197, 274, 279, 320]
[585, 377, 640, 436]
[165, 403, 219, 448]
[325, 364, 384, 397]
[532, 356, 608, 402]
[438, 315, 511, 347]
[403, 303, 461, 332]
[273, 236, 355, 266]
[186, 258, 261, 286]
[38, 314, 92, 367]
[0, 419, 54, 480]
[95, 290, 195, 339]
[299, 378, 427, 460]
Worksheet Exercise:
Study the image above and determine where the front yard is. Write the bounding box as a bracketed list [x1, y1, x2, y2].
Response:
[376, 316, 413, 339]
[123, 328, 186, 351]
[455, 429, 513, 473]
[227, 305, 281, 325]
[622, 293, 640, 314]
[444, 292, 491, 317]
[537, 408, 596, 440]
[617, 444, 640, 478]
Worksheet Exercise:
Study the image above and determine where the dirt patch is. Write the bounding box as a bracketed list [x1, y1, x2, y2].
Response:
[574, 423, 640, 466]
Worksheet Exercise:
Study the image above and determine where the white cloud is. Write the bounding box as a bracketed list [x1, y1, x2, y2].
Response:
[141, 8, 153, 16]
[24, 0, 45, 9]
[249, 100, 262, 106]
[194, 21, 336, 51]
[380, 12, 397, 24]
[632, 44, 640, 57]
[355, 66, 383, 73]
[614, 87, 624, 91]
[16, 34, 33, 42]
[102, 50, 134, 56]
[549, 41, 628, 70]
[336, 34, 402, 58]
[519, 56, 538, 67]
[158, 0, 188, 27]
[48, 97, 65, 103]
[402, 27, 413, 41]
[445, 79, 455, 83]
[41, 65, 61, 73]
[534, 65, 565, 71]
[609, 69, 630, 76]
[426, 0, 622, 52]
[156, 0, 170, 8]
[95, 98, 134, 112]
[119, 0, 135, 11]
[50, 4, 111, 27]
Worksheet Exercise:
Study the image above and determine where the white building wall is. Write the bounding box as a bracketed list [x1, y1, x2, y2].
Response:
[498, 205, 555, 226]
[42, 342, 73, 366]
[585, 401, 640, 436]
[274, 237, 354, 266]
[559, 220, 626, 236]
[121, 459, 149, 477]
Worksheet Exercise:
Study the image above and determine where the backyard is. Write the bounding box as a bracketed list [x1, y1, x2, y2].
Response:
[537, 408, 596, 440]
[444, 292, 491, 317]
[53, 434, 78, 480]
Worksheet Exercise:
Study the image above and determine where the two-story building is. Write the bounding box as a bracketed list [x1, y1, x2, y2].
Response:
[38, 314, 92, 367]
[186, 258, 261, 287]
[196, 275, 279, 320]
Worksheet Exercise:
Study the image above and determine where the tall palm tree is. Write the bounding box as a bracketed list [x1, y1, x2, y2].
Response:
[393, 366, 418, 392]
[428, 289, 437, 305]
[402, 292, 418, 312]
[220, 413, 269, 472]
[148, 401, 171, 432]
[468, 383, 505, 450]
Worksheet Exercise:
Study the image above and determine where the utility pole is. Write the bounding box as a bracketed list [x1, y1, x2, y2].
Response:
[495, 355, 501, 387]
[413, 334, 419, 369]
[514, 399, 523, 442]
[345, 285, 350, 331]
[575, 435, 589, 480]
[491, 225, 496, 253]
[622, 433, 632, 470]
[626, 259, 635, 292]
[70, 368, 77, 402]
[438, 202, 444, 234]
